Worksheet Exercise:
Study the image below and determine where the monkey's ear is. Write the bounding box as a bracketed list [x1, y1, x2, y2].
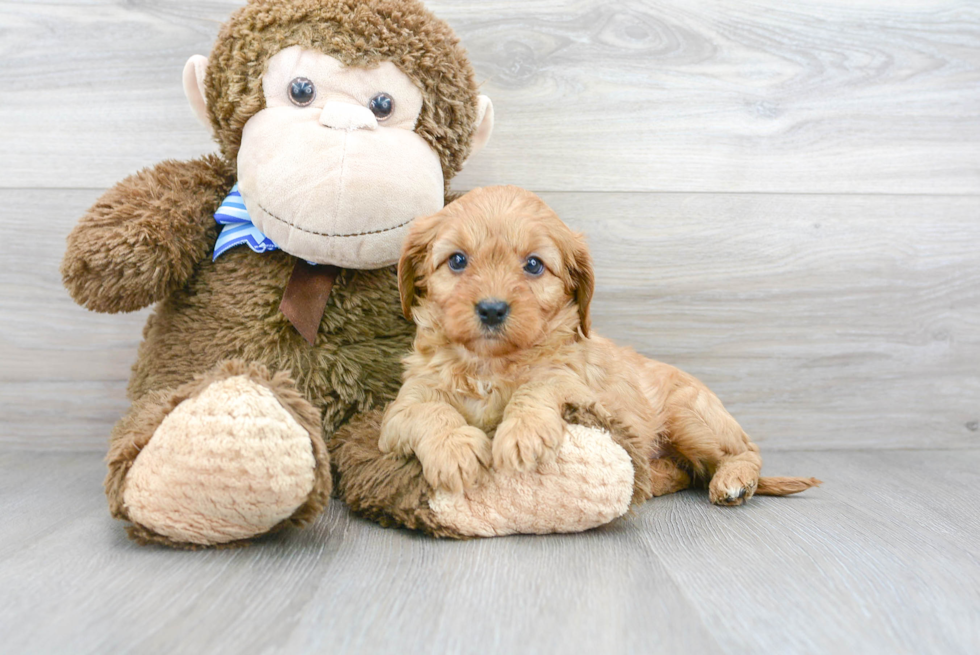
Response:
[467, 95, 494, 160]
[182, 55, 211, 130]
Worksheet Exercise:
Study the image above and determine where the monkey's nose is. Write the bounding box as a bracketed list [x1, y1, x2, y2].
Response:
[476, 299, 510, 328]
[319, 102, 378, 131]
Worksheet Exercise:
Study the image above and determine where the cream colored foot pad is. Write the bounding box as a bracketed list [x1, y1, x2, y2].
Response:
[429, 424, 634, 537]
[124, 375, 316, 545]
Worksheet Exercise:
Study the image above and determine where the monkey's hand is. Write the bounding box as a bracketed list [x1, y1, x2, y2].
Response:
[61, 155, 234, 313]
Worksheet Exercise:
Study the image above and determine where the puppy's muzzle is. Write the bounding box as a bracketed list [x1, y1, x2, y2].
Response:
[475, 299, 510, 329]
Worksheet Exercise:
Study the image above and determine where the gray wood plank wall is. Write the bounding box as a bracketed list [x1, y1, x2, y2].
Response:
[0, 0, 978, 451]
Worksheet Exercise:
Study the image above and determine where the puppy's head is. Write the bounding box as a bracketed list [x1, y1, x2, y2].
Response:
[399, 185, 594, 357]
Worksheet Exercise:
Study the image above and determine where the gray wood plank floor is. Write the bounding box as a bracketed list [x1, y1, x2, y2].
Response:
[1, 1, 978, 653]
[1, 450, 978, 654]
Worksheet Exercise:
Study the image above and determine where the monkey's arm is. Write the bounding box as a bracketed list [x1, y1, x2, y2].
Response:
[61, 154, 235, 313]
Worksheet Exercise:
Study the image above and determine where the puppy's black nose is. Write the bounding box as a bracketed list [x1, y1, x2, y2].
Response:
[476, 299, 510, 328]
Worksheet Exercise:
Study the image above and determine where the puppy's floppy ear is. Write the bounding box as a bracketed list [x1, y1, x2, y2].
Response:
[566, 231, 595, 337]
[398, 212, 441, 321]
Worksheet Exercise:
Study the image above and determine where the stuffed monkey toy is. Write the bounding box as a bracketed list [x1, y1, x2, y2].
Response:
[62, 0, 645, 548]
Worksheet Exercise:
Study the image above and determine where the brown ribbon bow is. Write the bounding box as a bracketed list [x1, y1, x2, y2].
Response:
[279, 260, 340, 345]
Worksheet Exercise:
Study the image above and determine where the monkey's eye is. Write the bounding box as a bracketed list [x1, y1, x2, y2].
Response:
[369, 92, 395, 120]
[447, 252, 468, 272]
[288, 77, 316, 106]
[524, 256, 545, 276]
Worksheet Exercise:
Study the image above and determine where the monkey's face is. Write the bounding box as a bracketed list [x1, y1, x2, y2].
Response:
[236, 46, 445, 268]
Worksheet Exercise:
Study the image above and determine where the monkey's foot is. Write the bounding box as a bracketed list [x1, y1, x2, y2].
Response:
[122, 373, 320, 546]
[428, 424, 634, 536]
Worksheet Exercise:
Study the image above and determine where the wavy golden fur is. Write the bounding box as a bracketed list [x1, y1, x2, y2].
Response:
[382, 185, 820, 503]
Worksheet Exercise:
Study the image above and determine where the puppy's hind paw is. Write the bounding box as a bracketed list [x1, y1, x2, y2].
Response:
[417, 426, 492, 494]
[709, 468, 759, 507]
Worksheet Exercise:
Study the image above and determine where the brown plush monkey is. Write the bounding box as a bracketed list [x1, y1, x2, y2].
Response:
[62, 0, 639, 547]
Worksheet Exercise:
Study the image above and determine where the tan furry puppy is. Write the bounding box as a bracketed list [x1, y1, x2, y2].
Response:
[380, 185, 820, 504]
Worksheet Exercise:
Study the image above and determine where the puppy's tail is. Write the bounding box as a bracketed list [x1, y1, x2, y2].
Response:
[756, 476, 822, 496]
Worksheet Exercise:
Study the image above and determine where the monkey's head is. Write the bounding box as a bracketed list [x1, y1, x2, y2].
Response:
[183, 0, 493, 269]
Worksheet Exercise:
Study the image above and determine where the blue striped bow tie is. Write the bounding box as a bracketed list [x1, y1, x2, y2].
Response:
[212, 184, 279, 260]
[212, 184, 337, 345]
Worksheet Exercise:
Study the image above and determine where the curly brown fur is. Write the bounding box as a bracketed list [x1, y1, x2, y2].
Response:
[62, 155, 234, 313]
[126, 257, 413, 418]
[206, 0, 480, 193]
[385, 186, 821, 505]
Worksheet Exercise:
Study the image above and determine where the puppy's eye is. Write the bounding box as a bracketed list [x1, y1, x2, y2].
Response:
[523, 256, 545, 276]
[288, 77, 316, 106]
[369, 92, 394, 120]
[448, 252, 468, 272]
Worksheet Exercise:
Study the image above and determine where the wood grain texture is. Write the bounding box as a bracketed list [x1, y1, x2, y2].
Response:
[631, 449, 980, 654]
[3, 3, 978, 653]
[1, 450, 977, 654]
[1, 0, 978, 193]
[3, 189, 976, 450]
[557, 192, 980, 451]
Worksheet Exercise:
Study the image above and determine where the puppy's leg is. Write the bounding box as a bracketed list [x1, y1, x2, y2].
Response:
[661, 370, 764, 506]
[381, 383, 491, 494]
[648, 458, 692, 497]
[493, 371, 586, 473]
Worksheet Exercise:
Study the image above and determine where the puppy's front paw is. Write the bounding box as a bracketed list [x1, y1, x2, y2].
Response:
[492, 413, 565, 473]
[378, 421, 412, 458]
[416, 426, 492, 494]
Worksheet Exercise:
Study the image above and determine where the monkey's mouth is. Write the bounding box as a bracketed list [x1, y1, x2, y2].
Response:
[256, 201, 415, 239]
